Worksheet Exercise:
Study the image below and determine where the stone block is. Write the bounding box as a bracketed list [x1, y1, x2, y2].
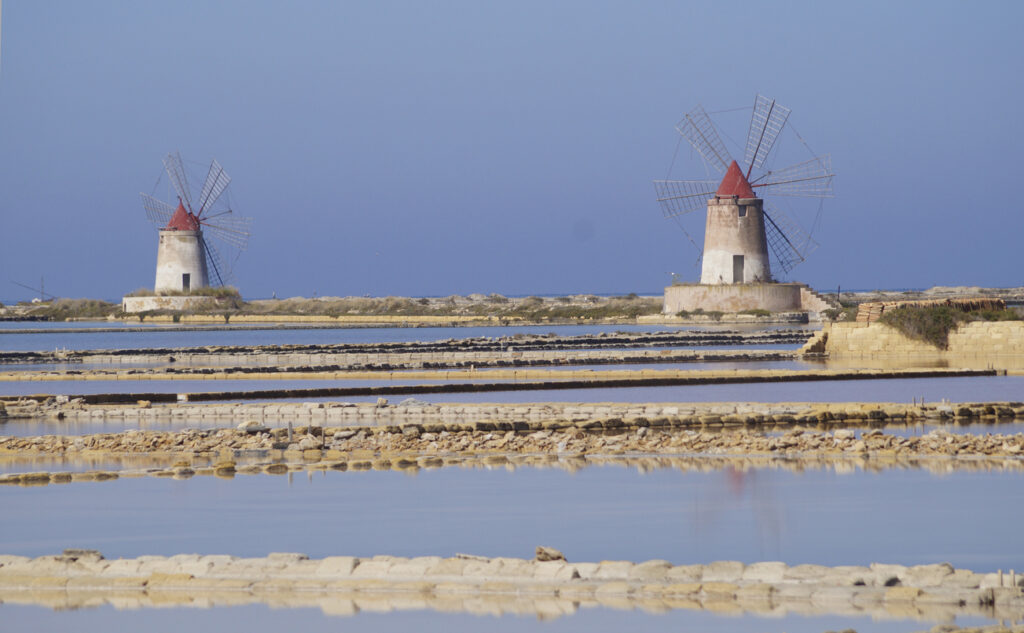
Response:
[628, 560, 672, 581]
[903, 562, 953, 587]
[146, 572, 194, 588]
[657, 582, 700, 597]
[702, 561, 744, 583]
[351, 560, 393, 578]
[701, 582, 738, 598]
[316, 557, 359, 578]
[594, 561, 634, 580]
[884, 586, 922, 601]
[784, 564, 829, 582]
[593, 580, 632, 596]
[871, 563, 907, 586]
[941, 569, 981, 588]
[742, 561, 786, 583]
[666, 564, 703, 582]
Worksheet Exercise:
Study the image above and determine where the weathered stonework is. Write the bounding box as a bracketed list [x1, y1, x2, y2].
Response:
[1, 552, 1021, 623]
[819, 321, 1024, 359]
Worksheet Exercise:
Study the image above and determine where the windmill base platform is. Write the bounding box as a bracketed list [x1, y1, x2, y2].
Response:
[663, 283, 834, 315]
[121, 295, 225, 314]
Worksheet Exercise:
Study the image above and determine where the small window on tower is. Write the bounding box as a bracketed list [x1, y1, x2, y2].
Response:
[738, 206, 747, 217]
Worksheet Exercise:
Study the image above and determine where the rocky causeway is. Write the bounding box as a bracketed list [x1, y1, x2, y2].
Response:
[2, 549, 1023, 625]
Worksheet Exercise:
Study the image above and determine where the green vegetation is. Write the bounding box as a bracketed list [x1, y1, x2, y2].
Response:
[25, 299, 120, 320]
[673, 307, 724, 321]
[739, 308, 771, 317]
[879, 305, 1022, 349]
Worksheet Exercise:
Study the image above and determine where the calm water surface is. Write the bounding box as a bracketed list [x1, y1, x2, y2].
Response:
[0, 603, 991, 633]
[0, 323, 810, 352]
[4, 466, 1022, 571]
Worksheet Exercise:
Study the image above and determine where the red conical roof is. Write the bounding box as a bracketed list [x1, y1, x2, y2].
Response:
[716, 160, 756, 198]
[165, 200, 200, 231]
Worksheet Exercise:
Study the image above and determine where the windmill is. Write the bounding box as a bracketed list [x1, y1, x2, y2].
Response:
[140, 152, 251, 293]
[653, 95, 834, 285]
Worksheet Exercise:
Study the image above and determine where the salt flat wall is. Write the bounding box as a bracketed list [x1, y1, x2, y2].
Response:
[663, 283, 802, 313]
[121, 296, 218, 313]
[823, 321, 1024, 357]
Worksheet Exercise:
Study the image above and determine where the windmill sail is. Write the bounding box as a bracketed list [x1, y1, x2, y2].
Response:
[744, 94, 791, 176]
[163, 152, 193, 211]
[653, 180, 718, 218]
[752, 155, 834, 198]
[676, 105, 732, 174]
[201, 234, 231, 287]
[197, 159, 231, 217]
[200, 214, 252, 251]
[140, 193, 177, 226]
[763, 203, 818, 275]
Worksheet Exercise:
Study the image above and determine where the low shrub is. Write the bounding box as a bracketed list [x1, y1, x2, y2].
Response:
[879, 305, 971, 349]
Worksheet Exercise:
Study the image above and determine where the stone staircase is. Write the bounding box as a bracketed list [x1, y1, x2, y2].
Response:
[796, 284, 840, 314]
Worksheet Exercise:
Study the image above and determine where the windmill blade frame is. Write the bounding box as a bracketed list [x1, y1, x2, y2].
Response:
[744, 94, 791, 177]
[201, 234, 233, 287]
[140, 193, 177, 226]
[162, 151, 193, 211]
[752, 154, 834, 198]
[762, 203, 818, 275]
[675, 105, 732, 174]
[196, 159, 231, 217]
[200, 214, 252, 251]
[653, 180, 719, 218]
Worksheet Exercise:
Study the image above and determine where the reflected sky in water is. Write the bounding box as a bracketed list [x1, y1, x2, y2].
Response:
[0, 601, 991, 633]
[4, 465, 1022, 572]
[0, 323, 806, 352]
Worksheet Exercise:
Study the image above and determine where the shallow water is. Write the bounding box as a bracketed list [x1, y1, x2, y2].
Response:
[402, 375, 1024, 406]
[0, 602, 993, 633]
[4, 465, 1023, 571]
[0, 323, 808, 352]
[2, 371, 1019, 403]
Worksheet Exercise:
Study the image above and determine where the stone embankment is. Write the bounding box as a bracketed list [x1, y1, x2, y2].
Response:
[0, 368, 998, 406]
[2, 349, 797, 376]
[5, 397, 1018, 426]
[1, 550, 1022, 622]
[0, 329, 813, 366]
[3, 403, 1023, 485]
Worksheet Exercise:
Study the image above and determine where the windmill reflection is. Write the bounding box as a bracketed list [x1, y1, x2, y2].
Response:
[691, 465, 782, 559]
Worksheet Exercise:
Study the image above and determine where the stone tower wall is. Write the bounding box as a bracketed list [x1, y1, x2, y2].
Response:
[700, 197, 771, 284]
[154, 229, 209, 293]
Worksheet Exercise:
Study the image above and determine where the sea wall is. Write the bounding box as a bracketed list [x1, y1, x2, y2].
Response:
[821, 321, 1024, 358]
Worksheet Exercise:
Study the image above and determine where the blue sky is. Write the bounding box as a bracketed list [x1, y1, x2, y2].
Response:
[1, 1, 1021, 301]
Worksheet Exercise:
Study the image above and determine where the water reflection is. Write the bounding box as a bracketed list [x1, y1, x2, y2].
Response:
[4, 466, 1023, 571]
[0, 323, 805, 352]
[0, 600, 991, 633]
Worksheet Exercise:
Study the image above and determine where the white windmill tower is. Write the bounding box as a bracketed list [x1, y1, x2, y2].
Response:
[140, 152, 252, 293]
[653, 95, 835, 314]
